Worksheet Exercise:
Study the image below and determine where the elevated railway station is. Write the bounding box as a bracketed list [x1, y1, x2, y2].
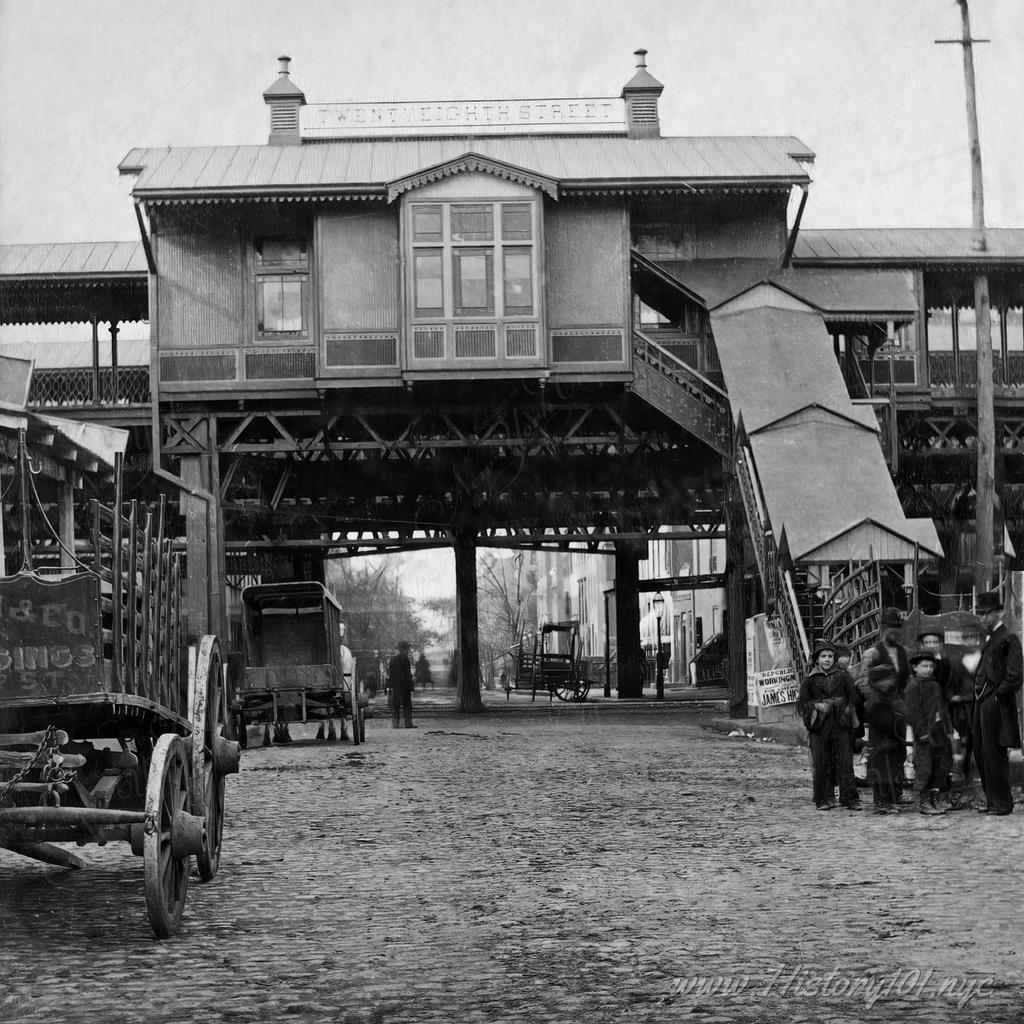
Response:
[3, 51, 1022, 711]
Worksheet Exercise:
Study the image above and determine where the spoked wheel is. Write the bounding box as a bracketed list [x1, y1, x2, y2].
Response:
[574, 678, 592, 702]
[190, 636, 240, 882]
[553, 680, 575, 702]
[144, 733, 198, 939]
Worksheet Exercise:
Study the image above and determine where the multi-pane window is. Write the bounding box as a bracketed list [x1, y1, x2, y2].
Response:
[410, 201, 536, 320]
[255, 238, 308, 338]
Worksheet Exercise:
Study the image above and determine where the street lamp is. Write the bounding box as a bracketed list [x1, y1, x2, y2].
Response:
[652, 592, 665, 701]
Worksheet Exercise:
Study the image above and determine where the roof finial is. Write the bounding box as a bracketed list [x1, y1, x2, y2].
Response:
[278, 55, 291, 76]
[634, 48, 648, 69]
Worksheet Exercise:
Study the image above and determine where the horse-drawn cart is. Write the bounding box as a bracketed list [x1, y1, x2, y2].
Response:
[0, 407, 239, 938]
[232, 581, 365, 747]
[510, 621, 593, 702]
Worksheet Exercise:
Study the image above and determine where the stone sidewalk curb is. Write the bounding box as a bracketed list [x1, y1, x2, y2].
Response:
[365, 694, 730, 717]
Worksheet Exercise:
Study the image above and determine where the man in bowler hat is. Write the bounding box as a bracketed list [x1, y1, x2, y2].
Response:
[972, 590, 1022, 814]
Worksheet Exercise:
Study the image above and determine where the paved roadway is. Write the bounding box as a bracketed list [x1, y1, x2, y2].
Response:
[1, 706, 1022, 1024]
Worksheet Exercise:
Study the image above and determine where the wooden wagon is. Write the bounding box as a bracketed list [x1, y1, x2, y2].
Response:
[232, 581, 365, 747]
[0, 410, 239, 939]
[510, 621, 593, 702]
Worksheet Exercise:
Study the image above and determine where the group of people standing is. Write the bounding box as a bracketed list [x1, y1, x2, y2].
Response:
[796, 591, 1023, 816]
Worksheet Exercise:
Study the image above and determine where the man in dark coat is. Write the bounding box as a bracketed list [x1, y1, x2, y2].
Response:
[388, 640, 416, 729]
[862, 664, 906, 814]
[918, 628, 974, 787]
[861, 607, 911, 696]
[972, 590, 1023, 815]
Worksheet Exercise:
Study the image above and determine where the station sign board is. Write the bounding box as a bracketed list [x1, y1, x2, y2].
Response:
[301, 97, 627, 139]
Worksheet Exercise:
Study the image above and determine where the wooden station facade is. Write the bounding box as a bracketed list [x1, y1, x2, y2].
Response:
[3, 53, 1023, 708]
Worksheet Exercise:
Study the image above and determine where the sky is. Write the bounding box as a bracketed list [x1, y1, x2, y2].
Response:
[1, 0, 1022, 247]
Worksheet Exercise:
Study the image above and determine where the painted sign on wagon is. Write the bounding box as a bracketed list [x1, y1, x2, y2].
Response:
[0, 572, 104, 698]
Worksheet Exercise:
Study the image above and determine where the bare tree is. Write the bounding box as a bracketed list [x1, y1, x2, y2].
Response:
[478, 550, 537, 687]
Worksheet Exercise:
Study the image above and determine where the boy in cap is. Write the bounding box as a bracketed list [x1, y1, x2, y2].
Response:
[796, 639, 861, 810]
[972, 590, 1023, 815]
[904, 645, 953, 814]
[862, 663, 905, 813]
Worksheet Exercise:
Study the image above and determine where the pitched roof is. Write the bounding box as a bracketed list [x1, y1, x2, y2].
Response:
[652, 258, 917, 318]
[794, 228, 1024, 264]
[119, 136, 814, 202]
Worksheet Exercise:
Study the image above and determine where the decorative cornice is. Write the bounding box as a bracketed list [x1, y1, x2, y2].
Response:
[386, 153, 558, 202]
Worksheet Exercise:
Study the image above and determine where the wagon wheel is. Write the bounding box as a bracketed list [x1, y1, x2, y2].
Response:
[143, 733, 193, 939]
[574, 678, 592, 702]
[190, 635, 238, 882]
[553, 679, 575, 702]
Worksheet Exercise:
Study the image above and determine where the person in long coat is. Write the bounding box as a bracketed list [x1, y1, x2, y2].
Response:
[388, 640, 416, 729]
[797, 639, 862, 811]
[861, 664, 906, 814]
[972, 591, 1023, 815]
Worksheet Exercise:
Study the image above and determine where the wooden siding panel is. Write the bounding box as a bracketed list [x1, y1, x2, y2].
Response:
[319, 208, 400, 332]
[545, 199, 626, 328]
[694, 195, 788, 260]
[157, 225, 244, 350]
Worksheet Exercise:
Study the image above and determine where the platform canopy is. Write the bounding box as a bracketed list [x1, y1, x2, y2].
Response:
[0, 242, 148, 326]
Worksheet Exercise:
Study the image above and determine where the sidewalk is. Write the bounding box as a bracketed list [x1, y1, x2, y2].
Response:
[705, 713, 1024, 785]
[366, 682, 730, 716]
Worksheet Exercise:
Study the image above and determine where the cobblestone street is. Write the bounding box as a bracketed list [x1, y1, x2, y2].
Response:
[2, 707, 1022, 1024]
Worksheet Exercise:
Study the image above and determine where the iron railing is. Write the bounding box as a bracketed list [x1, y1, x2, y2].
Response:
[28, 366, 150, 407]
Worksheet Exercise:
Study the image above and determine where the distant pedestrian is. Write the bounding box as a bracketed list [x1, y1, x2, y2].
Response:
[797, 639, 862, 811]
[904, 646, 953, 815]
[388, 640, 416, 729]
[972, 591, 1023, 815]
[414, 651, 433, 691]
[862, 664, 905, 814]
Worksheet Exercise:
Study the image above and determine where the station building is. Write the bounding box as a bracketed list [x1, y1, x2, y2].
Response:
[3, 51, 1023, 709]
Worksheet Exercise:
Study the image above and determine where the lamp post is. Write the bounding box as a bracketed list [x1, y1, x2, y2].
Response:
[653, 592, 665, 701]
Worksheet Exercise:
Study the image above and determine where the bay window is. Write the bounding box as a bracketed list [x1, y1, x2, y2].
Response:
[408, 199, 538, 359]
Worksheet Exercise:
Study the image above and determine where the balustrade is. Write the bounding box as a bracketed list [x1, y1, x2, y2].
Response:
[27, 366, 150, 408]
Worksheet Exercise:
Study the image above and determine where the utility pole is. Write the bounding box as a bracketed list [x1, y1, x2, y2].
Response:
[938, 0, 994, 592]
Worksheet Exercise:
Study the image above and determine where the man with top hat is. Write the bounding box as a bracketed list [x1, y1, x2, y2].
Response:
[904, 644, 953, 814]
[796, 638, 861, 810]
[972, 589, 1023, 815]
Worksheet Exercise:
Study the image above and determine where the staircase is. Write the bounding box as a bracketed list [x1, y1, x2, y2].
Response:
[630, 326, 886, 684]
[630, 329, 732, 458]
